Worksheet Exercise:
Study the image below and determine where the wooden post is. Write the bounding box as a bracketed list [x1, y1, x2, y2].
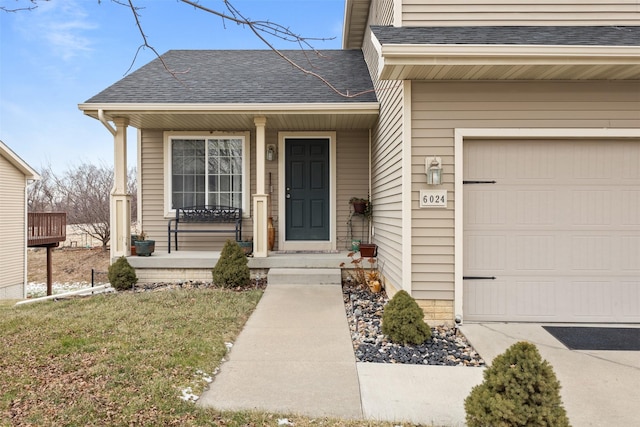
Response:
[46, 245, 53, 296]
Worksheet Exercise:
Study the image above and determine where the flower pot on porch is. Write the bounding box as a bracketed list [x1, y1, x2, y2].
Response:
[359, 243, 377, 258]
[237, 240, 253, 256]
[134, 240, 155, 256]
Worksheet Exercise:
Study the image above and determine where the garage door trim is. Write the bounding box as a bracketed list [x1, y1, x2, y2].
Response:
[454, 128, 640, 323]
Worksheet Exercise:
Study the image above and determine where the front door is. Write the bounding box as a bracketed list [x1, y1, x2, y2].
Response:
[285, 138, 330, 241]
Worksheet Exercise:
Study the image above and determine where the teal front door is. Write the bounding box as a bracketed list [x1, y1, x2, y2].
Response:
[285, 138, 330, 241]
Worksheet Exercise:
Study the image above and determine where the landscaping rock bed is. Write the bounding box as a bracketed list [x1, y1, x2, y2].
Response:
[343, 283, 485, 366]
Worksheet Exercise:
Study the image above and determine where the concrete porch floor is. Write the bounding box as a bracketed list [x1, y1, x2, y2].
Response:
[127, 250, 355, 283]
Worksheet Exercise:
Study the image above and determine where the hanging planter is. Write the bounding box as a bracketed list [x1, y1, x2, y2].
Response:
[350, 197, 368, 215]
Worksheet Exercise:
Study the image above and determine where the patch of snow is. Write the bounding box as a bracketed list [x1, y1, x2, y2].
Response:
[27, 282, 108, 299]
[179, 387, 199, 402]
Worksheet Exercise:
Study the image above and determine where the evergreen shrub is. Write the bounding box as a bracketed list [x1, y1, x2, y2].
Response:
[107, 256, 138, 291]
[211, 240, 250, 288]
[465, 341, 571, 427]
[381, 290, 432, 345]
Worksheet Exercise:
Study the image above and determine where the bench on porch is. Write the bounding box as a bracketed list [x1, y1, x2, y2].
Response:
[167, 206, 242, 253]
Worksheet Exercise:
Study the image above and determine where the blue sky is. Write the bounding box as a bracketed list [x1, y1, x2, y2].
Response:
[0, 0, 345, 174]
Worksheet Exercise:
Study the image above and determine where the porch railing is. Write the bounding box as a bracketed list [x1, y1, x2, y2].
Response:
[28, 212, 67, 247]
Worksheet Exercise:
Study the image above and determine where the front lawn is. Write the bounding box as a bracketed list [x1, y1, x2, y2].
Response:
[0, 289, 405, 426]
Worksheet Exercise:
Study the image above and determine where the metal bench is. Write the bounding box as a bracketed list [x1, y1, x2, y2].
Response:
[167, 206, 242, 253]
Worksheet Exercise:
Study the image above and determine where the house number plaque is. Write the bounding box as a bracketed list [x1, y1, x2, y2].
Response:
[420, 190, 447, 208]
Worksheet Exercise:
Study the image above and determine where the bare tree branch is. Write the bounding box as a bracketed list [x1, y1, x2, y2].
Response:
[0, 0, 46, 13]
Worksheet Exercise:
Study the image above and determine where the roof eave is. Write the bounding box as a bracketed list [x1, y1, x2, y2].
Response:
[78, 102, 380, 116]
[377, 44, 640, 80]
[0, 140, 41, 180]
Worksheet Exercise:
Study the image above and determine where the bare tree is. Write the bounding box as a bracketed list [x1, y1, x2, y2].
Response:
[54, 162, 113, 249]
[28, 162, 138, 248]
[27, 163, 59, 212]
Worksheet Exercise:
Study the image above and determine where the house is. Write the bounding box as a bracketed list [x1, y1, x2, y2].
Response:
[0, 141, 40, 299]
[79, 1, 640, 324]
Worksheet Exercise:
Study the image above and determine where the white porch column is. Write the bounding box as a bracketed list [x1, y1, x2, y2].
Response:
[110, 117, 131, 261]
[253, 117, 269, 257]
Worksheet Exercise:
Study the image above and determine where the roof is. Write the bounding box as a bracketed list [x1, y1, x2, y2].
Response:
[85, 50, 377, 105]
[0, 140, 40, 180]
[370, 26, 640, 46]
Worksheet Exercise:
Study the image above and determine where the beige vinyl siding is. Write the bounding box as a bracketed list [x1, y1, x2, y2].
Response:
[411, 80, 640, 302]
[336, 130, 371, 249]
[140, 129, 256, 252]
[361, 1, 407, 291]
[401, 0, 640, 26]
[0, 154, 26, 299]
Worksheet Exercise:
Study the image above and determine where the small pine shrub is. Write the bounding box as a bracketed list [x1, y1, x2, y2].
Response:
[107, 256, 138, 291]
[212, 240, 250, 288]
[381, 290, 432, 345]
[465, 341, 571, 427]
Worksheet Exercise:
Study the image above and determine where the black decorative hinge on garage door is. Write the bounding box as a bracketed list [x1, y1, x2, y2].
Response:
[463, 180, 496, 184]
[463, 276, 496, 280]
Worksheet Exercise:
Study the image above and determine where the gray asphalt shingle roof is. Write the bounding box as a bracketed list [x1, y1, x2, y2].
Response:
[371, 26, 640, 46]
[84, 50, 377, 104]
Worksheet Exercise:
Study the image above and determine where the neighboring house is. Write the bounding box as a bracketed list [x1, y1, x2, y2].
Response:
[80, 1, 640, 324]
[0, 141, 40, 299]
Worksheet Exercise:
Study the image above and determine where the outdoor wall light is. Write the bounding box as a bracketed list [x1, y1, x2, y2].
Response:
[266, 144, 276, 161]
[425, 156, 442, 185]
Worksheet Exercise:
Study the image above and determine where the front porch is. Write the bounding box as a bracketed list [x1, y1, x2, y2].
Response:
[128, 250, 354, 283]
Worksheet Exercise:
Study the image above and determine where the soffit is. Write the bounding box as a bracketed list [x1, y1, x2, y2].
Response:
[343, 0, 372, 49]
[80, 105, 380, 131]
[378, 44, 640, 80]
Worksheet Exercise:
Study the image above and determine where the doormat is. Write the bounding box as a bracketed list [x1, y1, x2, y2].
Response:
[543, 326, 640, 351]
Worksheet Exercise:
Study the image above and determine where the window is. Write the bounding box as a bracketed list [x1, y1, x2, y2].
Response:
[166, 134, 249, 213]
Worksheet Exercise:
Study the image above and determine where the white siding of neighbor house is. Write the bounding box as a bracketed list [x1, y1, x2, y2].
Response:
[0, 154, 27, 299]
[362, 0, 408, 292]
[139, 128, 371, 252]
[410, 80, 640, 302]
[401, 0, 640, 26]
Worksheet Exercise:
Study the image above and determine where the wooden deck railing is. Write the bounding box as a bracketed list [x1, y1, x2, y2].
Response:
[28, 212, 67, 247]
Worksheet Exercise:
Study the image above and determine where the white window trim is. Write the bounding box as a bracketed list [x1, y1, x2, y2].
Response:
[163, 131, 251, 218]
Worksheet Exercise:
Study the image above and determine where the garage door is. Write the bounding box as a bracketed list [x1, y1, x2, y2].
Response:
[463, 139, 640, 322]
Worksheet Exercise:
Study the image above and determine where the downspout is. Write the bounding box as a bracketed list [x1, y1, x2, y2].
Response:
[368, 128, 372, 243]
[98, 109, 116, 137]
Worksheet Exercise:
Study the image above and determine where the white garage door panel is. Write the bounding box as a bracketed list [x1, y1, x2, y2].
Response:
[464, 139, 640, 323]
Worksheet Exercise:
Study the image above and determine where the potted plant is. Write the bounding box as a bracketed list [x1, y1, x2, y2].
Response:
[134, 231, 155, 256]
[349, 197, 369, 215]
[359, 243, 377, 257]
[236, 239, 253, 256]
[130, 234, 139, 256]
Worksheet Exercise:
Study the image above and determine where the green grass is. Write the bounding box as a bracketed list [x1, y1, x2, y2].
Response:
[0, 289, 413, 427]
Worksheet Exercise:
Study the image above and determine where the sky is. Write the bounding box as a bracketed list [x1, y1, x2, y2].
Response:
[0, 0, 345, 174]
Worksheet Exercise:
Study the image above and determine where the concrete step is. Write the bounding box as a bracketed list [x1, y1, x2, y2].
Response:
[267, 268, 342, 286]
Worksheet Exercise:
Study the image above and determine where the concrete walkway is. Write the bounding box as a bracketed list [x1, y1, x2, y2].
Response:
[198, 284, 484, 426]
[199, 283, 640, 426]
[198, 284, 363, 419]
